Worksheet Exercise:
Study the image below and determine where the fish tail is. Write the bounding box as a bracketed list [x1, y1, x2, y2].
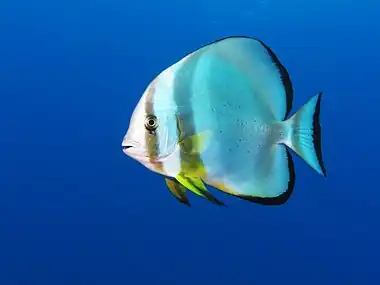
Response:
[280, 92, 327, 176]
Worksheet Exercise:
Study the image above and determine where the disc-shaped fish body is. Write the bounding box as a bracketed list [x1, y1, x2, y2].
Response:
[122, 37, 326, 206]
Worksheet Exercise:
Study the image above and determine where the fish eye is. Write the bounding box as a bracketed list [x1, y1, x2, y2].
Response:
[145, 115, 159, 131]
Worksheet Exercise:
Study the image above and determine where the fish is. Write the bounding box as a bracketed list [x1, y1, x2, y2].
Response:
[122, 36, 327, 206]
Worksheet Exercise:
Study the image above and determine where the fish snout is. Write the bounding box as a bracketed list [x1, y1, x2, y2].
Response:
[121, 139, 144, 156]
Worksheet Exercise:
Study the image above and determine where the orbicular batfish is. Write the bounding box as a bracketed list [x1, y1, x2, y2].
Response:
[122, 36, 327, 206]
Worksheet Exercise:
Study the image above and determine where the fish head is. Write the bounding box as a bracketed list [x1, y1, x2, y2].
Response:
[122, 71, 181, 174]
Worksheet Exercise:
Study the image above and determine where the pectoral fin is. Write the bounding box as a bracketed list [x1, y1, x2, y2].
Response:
[176, 174, 225, 206]
[176, 115, 212, 155]
[165, 178, 190, 206]
[179, 131, 212, 155]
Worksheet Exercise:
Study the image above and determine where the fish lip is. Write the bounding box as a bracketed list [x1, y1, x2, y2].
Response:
[122, 145, 132, 150]
[122, 139, 140, 149]
[121, 140, 143, 156]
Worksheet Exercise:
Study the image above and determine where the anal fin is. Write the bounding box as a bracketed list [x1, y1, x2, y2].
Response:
[208, 144, 295, 206]
[235, 148, 295, 205]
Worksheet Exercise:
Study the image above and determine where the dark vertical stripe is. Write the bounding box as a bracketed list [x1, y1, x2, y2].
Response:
[312, 92, 327, 176]
[144, 83, 164, 173]
[172, 53, 204, 174]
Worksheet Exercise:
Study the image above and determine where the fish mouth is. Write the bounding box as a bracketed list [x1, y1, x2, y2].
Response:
[121, 139, 177, 163]
[122, 140, 143, 156]
[122, 145, 133, 151]
[121, 140, 155, 163]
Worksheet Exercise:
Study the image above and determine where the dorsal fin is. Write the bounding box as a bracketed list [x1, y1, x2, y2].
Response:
[185, 36, 294, 120]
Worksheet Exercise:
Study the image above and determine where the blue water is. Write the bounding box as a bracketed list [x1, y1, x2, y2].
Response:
[1, 0, 379, 284]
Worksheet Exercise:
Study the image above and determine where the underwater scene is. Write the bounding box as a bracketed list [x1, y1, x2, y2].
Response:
[1, 0, 379, 284]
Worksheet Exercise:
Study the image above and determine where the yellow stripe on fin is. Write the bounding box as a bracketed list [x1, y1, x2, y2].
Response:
[179, 131, 212, 155]
[175, 174, 224, 206]
[165, 178, 190, 206]
[176, 114, 212, 155]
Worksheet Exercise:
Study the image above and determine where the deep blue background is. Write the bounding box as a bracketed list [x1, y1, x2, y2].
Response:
[1, 0, 379, 284]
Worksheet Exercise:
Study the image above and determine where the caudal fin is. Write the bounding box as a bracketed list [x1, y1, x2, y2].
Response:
[282, 92, 327, 176]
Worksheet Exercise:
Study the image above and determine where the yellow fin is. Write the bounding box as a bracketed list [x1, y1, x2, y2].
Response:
[175, 174, 224, 206]
[175, 114, 212, 154]
[165, 178, 190, 206]
[179, 131, 212, 155]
